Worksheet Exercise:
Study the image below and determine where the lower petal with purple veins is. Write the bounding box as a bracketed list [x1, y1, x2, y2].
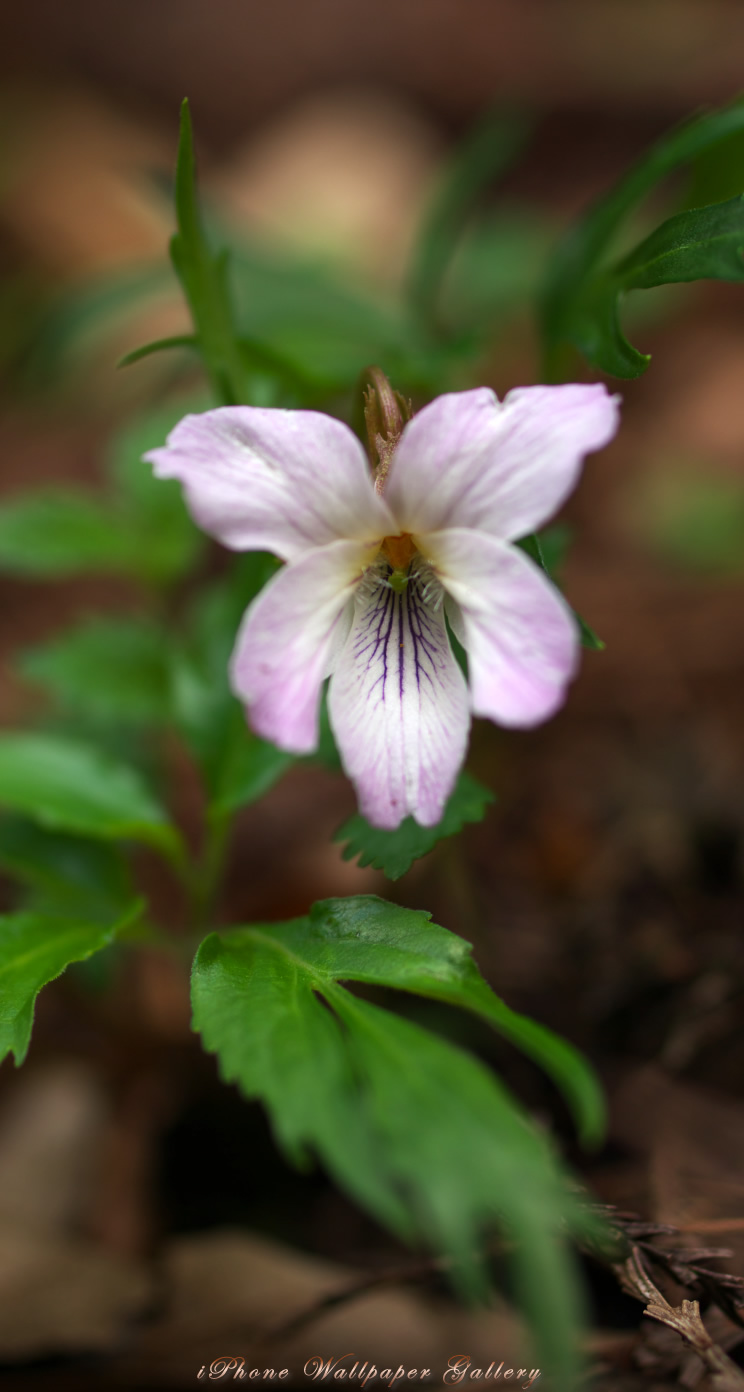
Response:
[328, 569, 470, 830]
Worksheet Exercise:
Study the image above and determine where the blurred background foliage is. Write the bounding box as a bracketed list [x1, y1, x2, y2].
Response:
[1, 4, 744, 1389]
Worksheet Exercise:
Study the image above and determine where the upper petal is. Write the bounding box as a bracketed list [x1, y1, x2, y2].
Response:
[385, 384, 619, 540]
[230, 539, 377, 753]
[423, 527, 579, 727]
[328, 571, 470, 829]
[146, 406, 395, 562]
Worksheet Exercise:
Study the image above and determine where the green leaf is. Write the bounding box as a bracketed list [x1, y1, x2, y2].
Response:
[0, 490, 127, 577]
[407, 111, 533, 327]
[0, 913, 115, 1065]
[0, 818, 138, 924]
[336, 771, 494, 880]
[555, 272, 651, 379]
[564, 196, 744, 378]
[314, 898, 604, 1145]
[170, 100, 247, 404]
[18, 617, 172, 727]
[193, 897, 596, 1385]
[617, 194, 744, 289]
[0, 733, 181, 859]
[542, 95, 744, 376]
[196, 893, 604, 1149]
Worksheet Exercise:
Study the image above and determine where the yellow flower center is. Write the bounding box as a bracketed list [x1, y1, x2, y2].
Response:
[358, 532, 442, 608]
[381, 532, 417, 570]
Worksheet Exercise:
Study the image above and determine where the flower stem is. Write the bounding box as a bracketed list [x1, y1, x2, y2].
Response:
[190, 808, 234, 937]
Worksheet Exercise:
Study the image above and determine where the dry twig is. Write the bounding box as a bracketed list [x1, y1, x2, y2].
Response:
[616, 1246, 744, 1390]
[594, 1205, 744, 1329]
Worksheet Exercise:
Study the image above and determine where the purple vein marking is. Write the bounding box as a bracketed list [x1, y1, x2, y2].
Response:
[352, 569, 447, 721]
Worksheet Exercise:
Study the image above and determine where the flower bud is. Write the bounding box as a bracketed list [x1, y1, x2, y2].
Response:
[357, 365, 412, 493]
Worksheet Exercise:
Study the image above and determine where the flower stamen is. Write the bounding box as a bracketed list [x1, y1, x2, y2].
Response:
[410, 554, 444, 610]
[357, 537, 444, 611]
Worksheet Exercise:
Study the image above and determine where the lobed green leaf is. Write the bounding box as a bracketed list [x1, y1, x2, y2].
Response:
[0, 913, 116, 1065]
[542, 96, 744, 376]
[617, 194, 744, 289]
[0, 733, 182, 861]
[335, 771, 494, 880]
[313, 898, 603, 1144]
[193, 896, 597, 1384]
[18, 617, 172, 727]
[565, 196, 744, 378]
[0, 490, 129, 578]
[0, 818, 139, 925]
[195, 893, 604, 1151]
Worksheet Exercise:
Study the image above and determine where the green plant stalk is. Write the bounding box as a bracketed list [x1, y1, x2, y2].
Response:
[170, 100, 248, 406]
[190, 806, 234, 936]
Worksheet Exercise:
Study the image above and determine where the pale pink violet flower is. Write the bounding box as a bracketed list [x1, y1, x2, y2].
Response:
[146, 385, 619, 829]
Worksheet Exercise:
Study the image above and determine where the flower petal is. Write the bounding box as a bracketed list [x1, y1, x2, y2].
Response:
[328, 574, 470, 829]
[424, 528, 579, 727]
[146, 407, 394, 562]
[385, 384, 619, 540]
[230, 540, 378, 753]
